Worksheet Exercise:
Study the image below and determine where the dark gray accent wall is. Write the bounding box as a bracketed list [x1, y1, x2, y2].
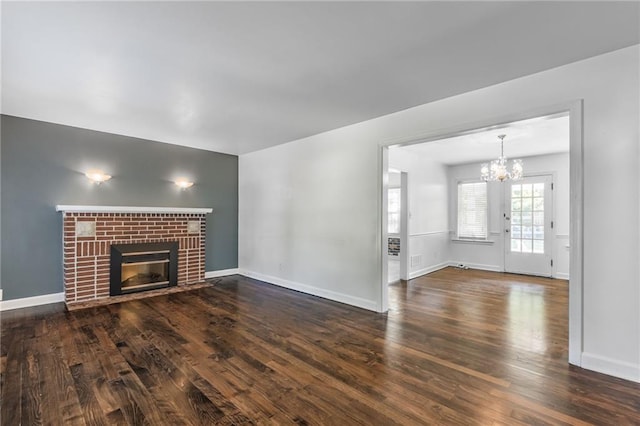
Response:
[1, 115, 238, 301]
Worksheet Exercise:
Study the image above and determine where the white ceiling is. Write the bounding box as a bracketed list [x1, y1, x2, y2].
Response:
[2, 2, 638, 155]
[396, 113, 570, 166]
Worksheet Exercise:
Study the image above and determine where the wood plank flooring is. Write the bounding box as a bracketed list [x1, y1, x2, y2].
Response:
[2, 267, 639, 425]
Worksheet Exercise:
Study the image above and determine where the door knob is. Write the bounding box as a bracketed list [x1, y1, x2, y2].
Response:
[505, 229, 510, 233]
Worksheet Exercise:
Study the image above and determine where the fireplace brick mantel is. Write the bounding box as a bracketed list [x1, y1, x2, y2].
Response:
[57, 206, 212, 305]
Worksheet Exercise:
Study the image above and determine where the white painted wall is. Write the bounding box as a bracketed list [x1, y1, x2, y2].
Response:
[448, 153, 570, 278]
[239, 131, 380, 310]
[389, 147, 450, 278]
[239, 45, 639, 381]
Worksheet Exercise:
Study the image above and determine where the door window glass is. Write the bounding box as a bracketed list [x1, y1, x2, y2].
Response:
[510, 183, 544, 254]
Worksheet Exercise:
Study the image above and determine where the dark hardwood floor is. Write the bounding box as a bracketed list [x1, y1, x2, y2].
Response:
[2, 267, 639, 425]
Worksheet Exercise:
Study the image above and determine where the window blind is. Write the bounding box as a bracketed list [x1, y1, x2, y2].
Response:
[457, 182, 487, 239]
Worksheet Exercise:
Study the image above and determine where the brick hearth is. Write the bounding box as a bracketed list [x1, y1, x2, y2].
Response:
[58, 206, 210, 305]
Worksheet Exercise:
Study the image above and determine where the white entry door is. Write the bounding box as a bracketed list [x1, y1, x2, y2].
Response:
[504, 175, 554, 277]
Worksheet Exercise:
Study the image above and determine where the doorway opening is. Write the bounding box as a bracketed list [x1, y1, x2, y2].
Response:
[380, 101, 583, 366]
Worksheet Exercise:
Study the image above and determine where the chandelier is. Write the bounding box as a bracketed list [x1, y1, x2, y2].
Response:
[480, 134, 523, 182]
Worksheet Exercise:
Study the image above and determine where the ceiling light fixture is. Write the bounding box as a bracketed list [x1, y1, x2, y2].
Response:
[85, 169, 112, 184]
[480, 134, 523, 182]
[175, 178, 194, 189]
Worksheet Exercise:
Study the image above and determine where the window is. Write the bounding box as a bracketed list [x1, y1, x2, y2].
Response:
[510, 183, 545, 254]
[388, 188, 401, 234]
[457, 181, 487, 239]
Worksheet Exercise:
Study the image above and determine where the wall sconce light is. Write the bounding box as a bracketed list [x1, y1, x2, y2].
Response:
[85, 169, 112, 184]
[175, 178, 194, 189]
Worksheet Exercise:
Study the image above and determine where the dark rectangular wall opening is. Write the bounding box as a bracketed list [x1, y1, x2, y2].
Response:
[110, 242, 178, 296]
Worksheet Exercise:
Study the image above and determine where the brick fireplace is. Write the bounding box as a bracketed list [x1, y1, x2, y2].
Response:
[56, 206, 212, 305]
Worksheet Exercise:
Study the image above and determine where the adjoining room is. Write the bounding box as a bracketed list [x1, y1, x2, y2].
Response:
[386, 112, 570, 283]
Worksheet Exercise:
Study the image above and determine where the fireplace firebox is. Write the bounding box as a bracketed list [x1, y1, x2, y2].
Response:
[110, 242, 178, 296]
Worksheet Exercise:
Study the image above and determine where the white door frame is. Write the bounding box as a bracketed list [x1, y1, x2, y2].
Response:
[379, 100, 583, 366]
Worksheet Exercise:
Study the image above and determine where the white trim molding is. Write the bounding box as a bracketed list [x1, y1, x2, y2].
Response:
[450, 238, 495, 245]
[55, 205, 213, 214]
[581, 352, 640, 383]
[205, 269, 239, 278]
[567, 99, 584, 367]
[449, 261, 503, 272]
[409, 262, 449, 280]
[239, 269, 378, 312]
[0, 292, 65, 311]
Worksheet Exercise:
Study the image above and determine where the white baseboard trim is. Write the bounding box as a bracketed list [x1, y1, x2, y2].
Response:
[0, 292, 65, 311]
[238, 269, 378, 312]
[448, 261, 503, 272]
[581, 352, 640, 383]
[447, 261, 569, 280]
[205, 268, 239, 278]
[409, 262, 450, 279]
